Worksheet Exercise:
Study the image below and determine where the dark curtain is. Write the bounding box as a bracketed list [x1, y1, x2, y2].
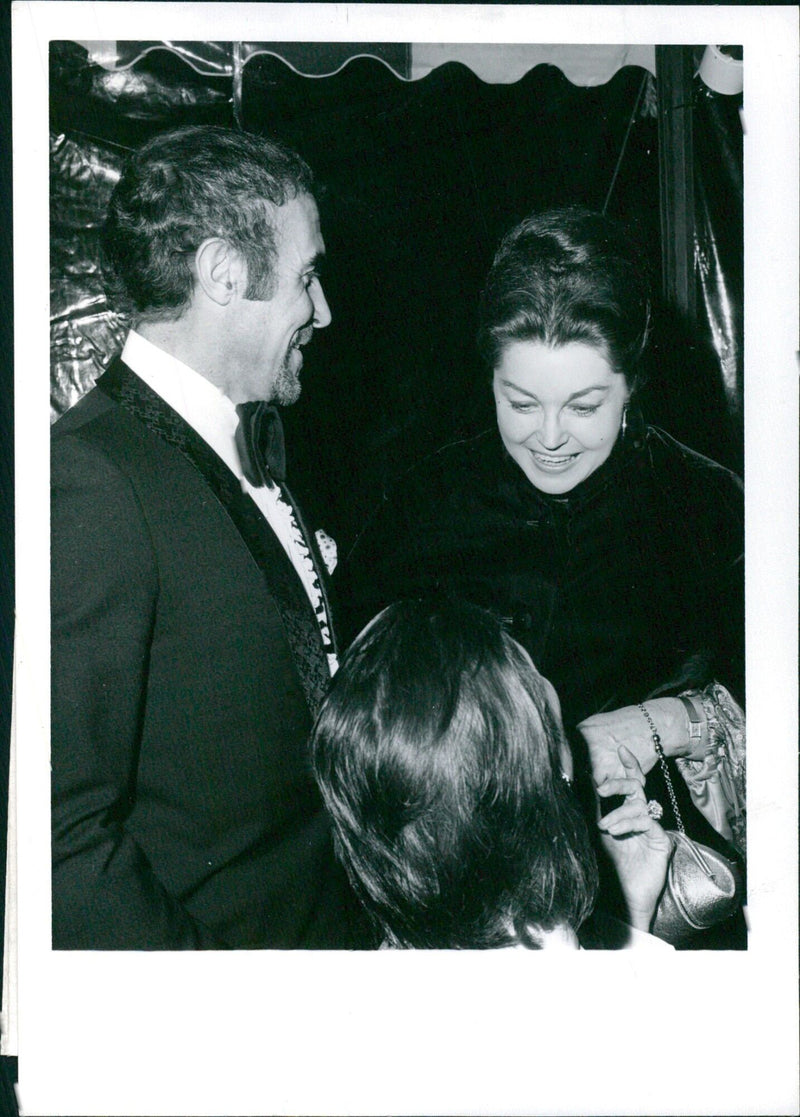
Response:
[241, 55, 662, 545]
[48, 40, 742, 552]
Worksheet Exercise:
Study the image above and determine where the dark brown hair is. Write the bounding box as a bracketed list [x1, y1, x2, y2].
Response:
[478, 206, 652, 393]
[102, 125, 316, 320]
[311, 600, 598, 948]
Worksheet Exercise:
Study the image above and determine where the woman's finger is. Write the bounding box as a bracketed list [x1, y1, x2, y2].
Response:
[596, 774, 644, 800]
[618, 744, 646, 780]
[598, 803, 651, 835]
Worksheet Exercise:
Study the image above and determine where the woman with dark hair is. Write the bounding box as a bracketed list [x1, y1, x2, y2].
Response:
[311, 600, 671, 949]
[340, 207, 745, 946]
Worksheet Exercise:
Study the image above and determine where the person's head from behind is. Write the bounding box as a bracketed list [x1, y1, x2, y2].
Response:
[478, 206, 651, 495]
[311, 600, 597, 948]
[102, 125, 331, 405]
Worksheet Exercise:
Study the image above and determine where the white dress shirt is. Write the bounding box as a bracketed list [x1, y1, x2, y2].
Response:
[121, 330, 337, 673]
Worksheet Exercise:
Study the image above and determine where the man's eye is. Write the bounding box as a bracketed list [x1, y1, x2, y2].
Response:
[303, 271, 321, 289]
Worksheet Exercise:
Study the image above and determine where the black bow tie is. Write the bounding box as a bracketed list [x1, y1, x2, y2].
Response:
[235, 401, 287, 486]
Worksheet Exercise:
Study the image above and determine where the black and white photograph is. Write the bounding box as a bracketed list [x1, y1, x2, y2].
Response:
[4, 3, 799, 1115]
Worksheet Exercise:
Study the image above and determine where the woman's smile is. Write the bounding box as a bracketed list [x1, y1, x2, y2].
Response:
[493, 340, 629, 495]
[529, 449, 581, 471]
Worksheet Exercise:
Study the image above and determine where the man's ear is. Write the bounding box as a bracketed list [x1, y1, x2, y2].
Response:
[194, 237, 248, 306]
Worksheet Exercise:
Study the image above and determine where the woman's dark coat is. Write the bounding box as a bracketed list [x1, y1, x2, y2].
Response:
[341, 421, 743, 725]
[339, 418, 745, 947]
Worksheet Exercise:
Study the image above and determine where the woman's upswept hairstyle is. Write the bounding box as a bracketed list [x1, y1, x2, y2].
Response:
[102, 125, 316, 320]
[477, 206, 652, 392]
[311, 600, 598, 948]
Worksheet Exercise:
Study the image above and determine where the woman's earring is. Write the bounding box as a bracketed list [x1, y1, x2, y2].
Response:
[621, 405, 628, 439]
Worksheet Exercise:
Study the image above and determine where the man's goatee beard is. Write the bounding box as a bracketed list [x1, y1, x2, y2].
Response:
[272, 357, 302, 406]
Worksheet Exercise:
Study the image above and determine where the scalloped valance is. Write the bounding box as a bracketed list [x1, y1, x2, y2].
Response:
[72, 40, 656, 86]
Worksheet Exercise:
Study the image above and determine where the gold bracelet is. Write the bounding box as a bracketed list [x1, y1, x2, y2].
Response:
[679, 692, 713, 760]
[678, 694, 702, 738]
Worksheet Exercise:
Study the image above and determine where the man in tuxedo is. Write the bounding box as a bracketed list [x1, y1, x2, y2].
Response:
[50, 125, 374, 948]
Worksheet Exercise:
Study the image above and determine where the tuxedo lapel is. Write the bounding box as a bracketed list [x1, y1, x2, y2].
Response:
[96, 357, 332, 715]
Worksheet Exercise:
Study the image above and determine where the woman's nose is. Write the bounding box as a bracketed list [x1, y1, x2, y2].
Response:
[537, 410, 567, 449]
[312, 281, 332, 329]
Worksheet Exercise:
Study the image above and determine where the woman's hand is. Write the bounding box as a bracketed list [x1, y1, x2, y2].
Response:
[596, 745, 673, 932]
[578, 697, 693, 785]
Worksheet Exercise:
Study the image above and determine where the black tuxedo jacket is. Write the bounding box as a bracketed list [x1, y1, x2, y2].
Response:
[51, 358, 373, 949]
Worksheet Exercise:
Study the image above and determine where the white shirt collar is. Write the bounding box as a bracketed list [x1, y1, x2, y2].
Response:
[121, 329, 242, 479]
[119, 332, 334, 649]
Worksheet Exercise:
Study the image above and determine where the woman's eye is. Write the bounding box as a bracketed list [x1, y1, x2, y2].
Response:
[509, 400, 538, 413]
[570, 404, 600, 416]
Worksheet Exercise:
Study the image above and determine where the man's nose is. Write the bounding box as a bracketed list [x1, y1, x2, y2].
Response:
[312, 281, 332, 329]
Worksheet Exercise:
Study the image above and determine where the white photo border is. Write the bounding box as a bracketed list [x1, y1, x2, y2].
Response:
[11, 4, 799, 1115]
